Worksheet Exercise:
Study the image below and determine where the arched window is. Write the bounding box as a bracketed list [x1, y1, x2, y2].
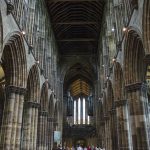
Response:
[73, 97, 90, 125]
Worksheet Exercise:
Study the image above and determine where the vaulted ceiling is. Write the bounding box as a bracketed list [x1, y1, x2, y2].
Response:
[46, 0, 105, 55]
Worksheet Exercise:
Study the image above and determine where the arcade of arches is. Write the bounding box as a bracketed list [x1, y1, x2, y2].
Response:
[0, 0, 150, 149]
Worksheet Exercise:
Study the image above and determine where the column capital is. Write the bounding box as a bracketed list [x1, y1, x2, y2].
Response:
[53, 122, 58, 126]
[115, 100, 128, 107]
[24, 101, 40, 108]
[109, 109, 116, 114]
[103, 115, 109, 121]
[5, 85, 26, 95]
[125, 82, 147, 92]
[6, 0, 14, 14]
[47, 117, 54, 122]
[39, 111, 48, 116]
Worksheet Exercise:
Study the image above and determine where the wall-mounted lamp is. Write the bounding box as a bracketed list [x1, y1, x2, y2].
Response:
[35, 60, 39, 64]
[22, 30, 26, 35]
[111, 28, 115, 32]
[122, 27, 127, 32]
[112, 58, 116, 62]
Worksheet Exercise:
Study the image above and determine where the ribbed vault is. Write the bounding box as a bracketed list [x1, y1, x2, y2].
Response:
[46, 0, 104, 55]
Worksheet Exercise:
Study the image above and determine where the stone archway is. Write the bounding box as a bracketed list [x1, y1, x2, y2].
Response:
[124, 30, 145, 85]
[37, 82, 49, 150]
[124, 29, 150, 149]
[0, 33, 27, 149]
[143, 0, 150, 54]
[21, 64, 40, 150]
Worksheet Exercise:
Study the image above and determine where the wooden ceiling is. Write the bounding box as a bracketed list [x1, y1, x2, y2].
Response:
[70, 79, 90, 97]
[46, 0, 105, 55]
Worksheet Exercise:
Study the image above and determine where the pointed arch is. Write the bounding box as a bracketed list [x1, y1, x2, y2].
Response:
[26, 64, 40, 103]
[106, 80, 114, 111]
[143, 0, 150, 54]
[124, 29, 145, 85]
[2, 32, 27, 87]
[40, 82, 49, 111]
[113, 62, 124, 100]
[48, 93, 55, 117]
[102, 91, 107, 116]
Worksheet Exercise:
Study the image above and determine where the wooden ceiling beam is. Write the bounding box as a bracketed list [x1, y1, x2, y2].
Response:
[49, 0, 101, 2]
[52, 21, 99, 25]
[58, 38, 97, 42]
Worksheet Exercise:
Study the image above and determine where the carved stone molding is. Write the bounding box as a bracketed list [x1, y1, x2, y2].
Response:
[125, 82, 147, 92]
[39, 111, 48, 116]
[47, 117, 54, 122]
[54, 122, 58, 126]
[24, 101, 40, 108]
[109, 109, 116, 114]
[5, 85, 26, 95]
[6, 1, 14, 14]
[103, 115, 109, 121]
[115, 100, 127, 107]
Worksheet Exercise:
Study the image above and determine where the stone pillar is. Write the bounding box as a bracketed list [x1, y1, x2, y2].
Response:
[104, 115, 111, 150]
[109, 109, 118, 150]
[21, 101, 40, 150]
[115, 100, 133, 150]
[126, 82, 150, 150]
[47, 117, 54, 150]
[100, 121, 105, 148]
[0, 85, 26, 150]
[37, 111, 48, 150]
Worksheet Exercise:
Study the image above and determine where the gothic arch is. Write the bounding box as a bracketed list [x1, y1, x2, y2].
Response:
[102, 91, 107, 116]
[106, 80, 114, 110]
[143, 0, 150, 54]
[124, 29, 145, 85]
[21, 64, 40, 149]
[26, 64, 40, 103]
[1, 32, 27, 87]
[113, 62, 124, 100]
[48, 93, 55, 117]
[40, 82, 49, 111]
[54, 100, 60, 129]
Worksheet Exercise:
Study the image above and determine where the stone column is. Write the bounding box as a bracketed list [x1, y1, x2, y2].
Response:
[37, 111, 48, 150]
[109, 109, 118, 150]
[0, 85, 26, 150]
[126, 82, 150, 150]
[115, 100, 133, 150]
[47, 117, 54, 150]
[21, 101, 40, 150]
[100, 121, 105, 148]
[104, 115, 109, 150]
